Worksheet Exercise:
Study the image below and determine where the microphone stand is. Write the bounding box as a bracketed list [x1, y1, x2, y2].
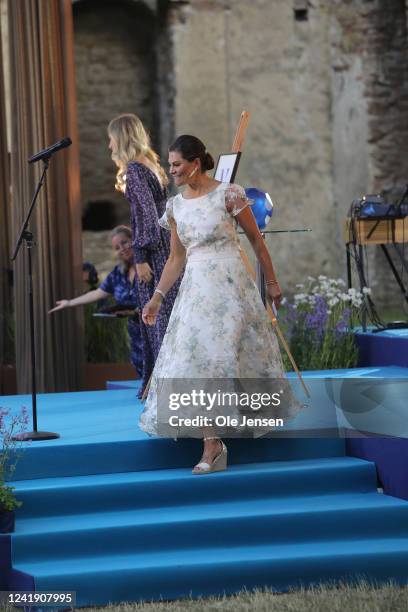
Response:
[395, 183, 408, 217]
[11, 157, 59, 441]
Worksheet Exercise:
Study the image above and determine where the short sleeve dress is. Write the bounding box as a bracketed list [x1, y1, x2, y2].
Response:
[139, 182, 303, 437]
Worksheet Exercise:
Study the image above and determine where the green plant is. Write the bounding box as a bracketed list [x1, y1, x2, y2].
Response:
[281, 276, 365, 371]
[0, 482, 21, 512]
[0, 406, 29, 511]
[84, 302, 131, 363]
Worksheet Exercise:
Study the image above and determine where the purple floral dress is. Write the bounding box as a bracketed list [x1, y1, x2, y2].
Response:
[125, 162, 180, 395]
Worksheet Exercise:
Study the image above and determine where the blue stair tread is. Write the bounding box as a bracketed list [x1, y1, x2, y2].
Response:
[11, 437, 346, 480]
[10, 456, 371, 491]
[14, 537, 408, 577]
[14, 492, 408, 535]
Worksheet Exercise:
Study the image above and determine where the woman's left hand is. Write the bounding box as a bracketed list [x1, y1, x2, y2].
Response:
[136, 262, 153, 283]
[142, 296, 162, 326]
[267, 282, 282, 310]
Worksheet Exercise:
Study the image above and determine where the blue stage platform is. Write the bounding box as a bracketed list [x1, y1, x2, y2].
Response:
[1, 367, 408, 607]
[355, 327, 408, 368]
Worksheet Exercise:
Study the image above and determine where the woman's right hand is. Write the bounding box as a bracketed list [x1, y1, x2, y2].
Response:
[136, 262, 153, 284]
[48, 300, 70, 314]
[142, 296, 162, 326]
[267, 282, 282, 311]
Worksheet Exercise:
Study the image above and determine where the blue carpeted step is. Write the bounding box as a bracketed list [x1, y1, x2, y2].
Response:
[5, 381, 408, 607]
[11, 438, 345, 480]
[11, 492, 408, 563]
[12, 457, 376, 518]
[14, 538, 408, 605]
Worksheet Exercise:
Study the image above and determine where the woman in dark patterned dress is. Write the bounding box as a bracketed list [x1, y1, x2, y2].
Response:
[108, 114, 180, 396]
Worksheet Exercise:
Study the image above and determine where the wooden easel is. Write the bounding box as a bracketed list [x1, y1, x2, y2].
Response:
[231, 111, 310, 399]
[142, 114, 310, 401]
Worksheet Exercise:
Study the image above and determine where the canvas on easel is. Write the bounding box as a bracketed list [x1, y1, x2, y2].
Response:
[214, 152, 241, 182]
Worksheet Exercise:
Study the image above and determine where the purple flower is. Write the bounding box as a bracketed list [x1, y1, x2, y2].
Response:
[334, 307, 351, 338]
[304, 295, 328, 338]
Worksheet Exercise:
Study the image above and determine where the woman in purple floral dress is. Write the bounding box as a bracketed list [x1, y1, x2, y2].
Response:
[108, 114, 180, 396]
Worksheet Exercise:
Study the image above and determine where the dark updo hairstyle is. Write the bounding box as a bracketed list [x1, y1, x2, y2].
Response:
[169, 135, 215, 173]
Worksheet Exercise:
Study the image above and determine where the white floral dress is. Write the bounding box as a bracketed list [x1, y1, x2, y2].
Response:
[140, 183, 301, 437]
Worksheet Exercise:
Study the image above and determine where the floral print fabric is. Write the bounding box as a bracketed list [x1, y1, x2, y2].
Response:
[140, 182, 301, 437]
[125, 162, 180, 393]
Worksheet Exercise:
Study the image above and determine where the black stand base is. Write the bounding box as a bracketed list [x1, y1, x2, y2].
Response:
[12, 430, 60, 441]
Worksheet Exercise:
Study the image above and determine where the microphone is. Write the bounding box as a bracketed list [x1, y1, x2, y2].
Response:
[28, 137, 72, 164]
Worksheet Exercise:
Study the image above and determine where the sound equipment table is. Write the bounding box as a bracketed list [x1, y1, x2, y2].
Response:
[344, 217, 408, 330]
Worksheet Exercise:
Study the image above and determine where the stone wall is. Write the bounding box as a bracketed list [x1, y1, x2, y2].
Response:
[170, 0, 339, 281]
[328, 0, 408, 311]
[75, 0, 408, 317]
[73, 0, 158, 226]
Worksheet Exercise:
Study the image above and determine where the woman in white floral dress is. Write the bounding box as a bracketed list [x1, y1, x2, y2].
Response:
[141, 135, 297, 474]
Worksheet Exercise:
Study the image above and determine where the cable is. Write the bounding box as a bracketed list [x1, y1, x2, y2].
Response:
[347, 199, 385, 329]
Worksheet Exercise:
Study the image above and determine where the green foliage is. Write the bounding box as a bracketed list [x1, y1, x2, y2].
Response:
[280, 276, 363, 371]
[84, 302, 131, 363]
[2, 301, 131, 365]
[0, 482, 21, 512]
[0, 405, 28, 512]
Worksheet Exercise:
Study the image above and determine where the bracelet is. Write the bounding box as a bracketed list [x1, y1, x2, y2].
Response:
[266, 279, 279, 286]
[154, 288, 166, 300]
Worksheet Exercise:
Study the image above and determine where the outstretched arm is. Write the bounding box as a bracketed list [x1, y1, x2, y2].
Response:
[48, 288, 109, 313]
[236, 206, 282, 309]
[142, 222, 186, 325]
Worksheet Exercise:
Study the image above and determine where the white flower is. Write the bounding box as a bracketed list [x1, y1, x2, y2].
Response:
[294, 293, 307, 302]
[318, 275, 327, 281]
[328, 297, 339, 306]
[340, 293, 350, 302]
[336, 278, 346, 286]
[362, 287, 372, 295]
[307, 276, 315, 282]
[296, 283, 305, 289]
[351, 298, 363, 308]
[281, 297, 287, 305]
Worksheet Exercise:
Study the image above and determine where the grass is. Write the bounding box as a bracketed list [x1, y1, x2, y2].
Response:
[76, 583, 408, 612]
[1, 582, 406, 612]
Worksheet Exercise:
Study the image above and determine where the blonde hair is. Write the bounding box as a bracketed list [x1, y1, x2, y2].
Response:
[108, 114, 168, 192]
[110, 225, 132, 240]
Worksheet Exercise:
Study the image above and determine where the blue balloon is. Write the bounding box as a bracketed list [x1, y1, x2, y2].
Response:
[245, 187, 273, 229]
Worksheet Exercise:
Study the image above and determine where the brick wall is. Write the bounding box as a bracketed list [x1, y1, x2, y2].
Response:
[73, 0, 158, 225]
